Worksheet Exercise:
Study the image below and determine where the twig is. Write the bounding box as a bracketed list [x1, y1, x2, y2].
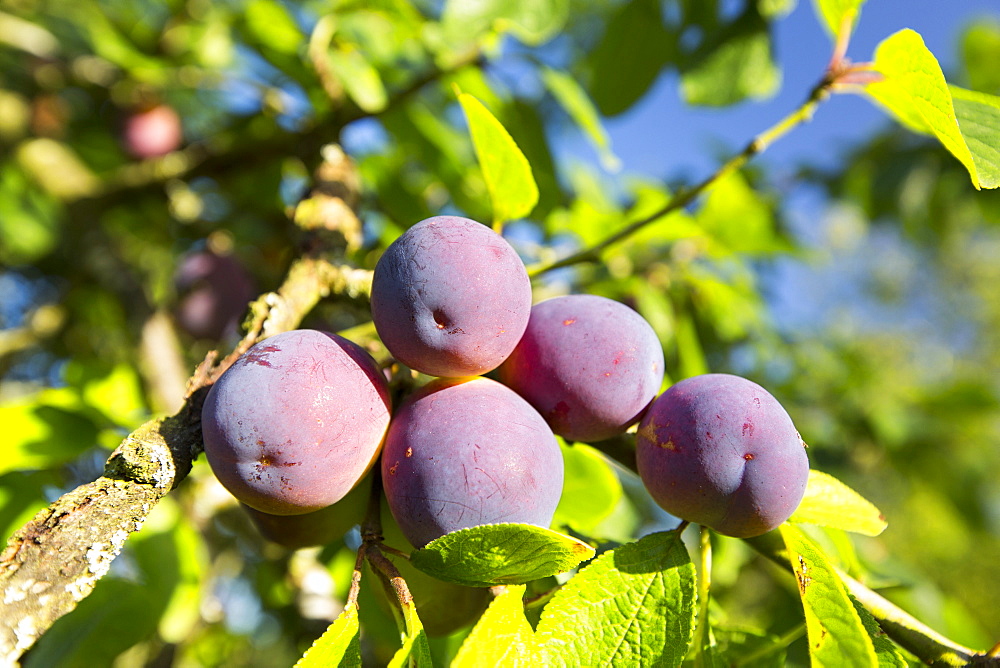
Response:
[744, 532, 998, 667]
[528, 73, 835, 278]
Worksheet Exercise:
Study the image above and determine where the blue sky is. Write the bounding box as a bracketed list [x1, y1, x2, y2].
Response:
[591, 1, 998, 180]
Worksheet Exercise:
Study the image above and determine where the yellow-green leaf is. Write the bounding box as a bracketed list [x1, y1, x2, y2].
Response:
[811, 0, 865, 41]
[865, 29, 982, 189]
[780, 525, 879, 668]
[245, 0, 303, 55]
[541, 67, 620, 171]
[949, 85, 1000, 189]
[789, 470, 887, 536]
[387, 598, 433, 668]
[457, 90, 538, 227]
[410, 523, 595, 588]
[453, 585, 537, 667]
[294, 603, 361, 667]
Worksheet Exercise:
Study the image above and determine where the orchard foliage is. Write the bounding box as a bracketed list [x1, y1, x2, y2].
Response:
[2, 0, 1000, 666]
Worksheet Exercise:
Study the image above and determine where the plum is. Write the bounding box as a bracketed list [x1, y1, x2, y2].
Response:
[202, 329, 391, 515]
[635, 373, 809, 538]
[498, 294, 664, 442]
[173, 249, 257, 341]
[381, 377, 563, 548]
[122, 104, 182, 159]
[370, 216, 532, 377]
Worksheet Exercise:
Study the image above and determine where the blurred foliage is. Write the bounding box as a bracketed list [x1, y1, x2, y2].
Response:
[1, 0, 998, 665]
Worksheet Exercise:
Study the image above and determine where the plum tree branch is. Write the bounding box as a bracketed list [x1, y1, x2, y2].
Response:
[0, 145, 368, 664]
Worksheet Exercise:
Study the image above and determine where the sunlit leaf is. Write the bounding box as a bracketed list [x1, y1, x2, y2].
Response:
[949, 85, 1000, 189]
[553, 441, 623, 534]
[245, 0, 303, 55]
[410, 524, 594, 587]
[865, 29, 984, 189]
[534, 531, 696, 666]
[452, 585, 537, 667]
[387, 597, 433, 668]
[328, 48, 388, 113]
[295, 603, 362, 668]
[789, 470, 888, 536]
[811, 0, 866, 41]
[851, 597, 908, 667]
[541, 67, 620, 171]
[457, 91, 538, 227]
[780, 524, 879, 667]
[441, 0, 569, 46]
[1, 389, 99, 476]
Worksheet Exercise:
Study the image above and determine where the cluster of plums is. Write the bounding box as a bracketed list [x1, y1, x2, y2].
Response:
[201, 215, 810, 561]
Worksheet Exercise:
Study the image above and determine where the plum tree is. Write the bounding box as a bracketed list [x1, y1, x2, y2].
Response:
[121, 104, 182, 159]
[369, 216, 532, 377]
[635, 373, 809, 538]
[498, 294, 664, 442]
[173, 249, 257, 341]
[381, 376, 564, 548]
[202, 329, 391, 515]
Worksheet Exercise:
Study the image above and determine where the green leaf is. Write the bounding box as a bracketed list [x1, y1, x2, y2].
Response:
[949, 86, 1000, 189]
[387, 597, 433, 668]
[329, 47, 388, 113]
[456, 91, 539, 227]
[680, 11, 781, 107]
[758, 0, 797, 19]
[811, 0, 865, 40]
[1, 389, 100, 475]
[453, 585, 537, 667]
[441, 0, 569, 46]
[587, 0, 673, 117]
[552, 441, 623, 534]
[541, 67, 620, 172]
[534, 531, 697, 666]
[710, 626, 790, 667]
[245, 0, 303, 55]
[409, 524, 595, 588]
[779, 524, 879, 668]
[851, 597, 908, 668]
[789, 470, 888, 536]
[961, 20, 1000, 95]
[295, 603, 362, 668]
[865, 29, 984, 189]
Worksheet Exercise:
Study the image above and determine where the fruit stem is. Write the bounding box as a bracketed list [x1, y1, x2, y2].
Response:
[690, 526, 714, 668]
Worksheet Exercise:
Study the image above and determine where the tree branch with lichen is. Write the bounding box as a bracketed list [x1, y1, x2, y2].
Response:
[0, 145, 371, 665]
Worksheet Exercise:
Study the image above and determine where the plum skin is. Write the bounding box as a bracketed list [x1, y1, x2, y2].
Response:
[369, 215, 532, 378]
[635, 373, 809, 538]
[202, 329, 391, 515]
[381, 377, 564, 548]
[123, 104, 182, 159]
[497, 294, 664, 442]
[173, 249, 256, 341]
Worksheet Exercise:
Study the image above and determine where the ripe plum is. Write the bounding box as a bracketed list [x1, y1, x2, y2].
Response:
[498, 294, 663, 442]
[381, 377, 563, 548]
[635, 373, 809, 537]
[370, 216, 532, 377]
[202, 330, 391, 515]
